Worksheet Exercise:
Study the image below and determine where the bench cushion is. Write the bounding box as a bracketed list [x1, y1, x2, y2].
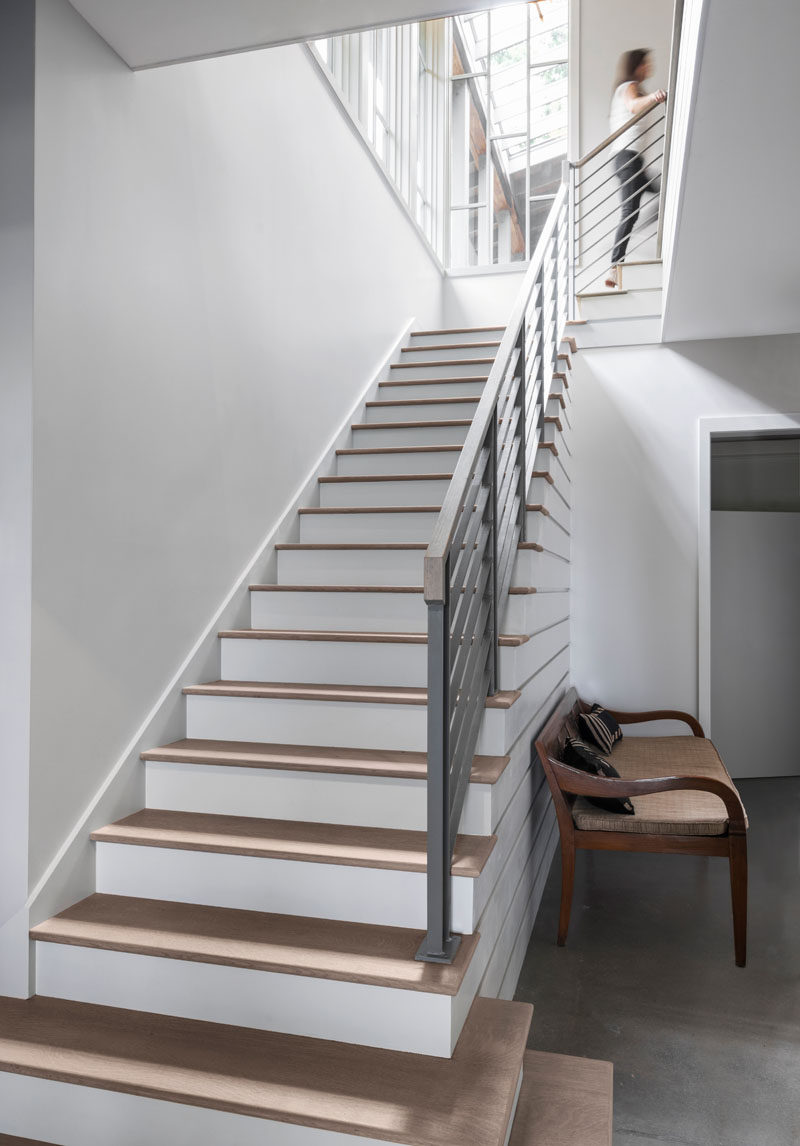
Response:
[571, 736, 748, 836]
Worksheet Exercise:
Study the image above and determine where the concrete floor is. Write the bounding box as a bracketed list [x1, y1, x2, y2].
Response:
[515, 778, 800, 1146]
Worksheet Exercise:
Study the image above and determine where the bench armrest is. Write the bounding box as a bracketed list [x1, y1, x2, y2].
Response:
[603, 707, 705, 738]
[549, 760, 747, 833]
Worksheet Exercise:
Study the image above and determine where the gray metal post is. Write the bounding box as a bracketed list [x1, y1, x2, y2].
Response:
[416, 587, 461, 964]
[563, 159, 577, 321]
[515, 322, 528, 542]
[488, 416, 500, 695]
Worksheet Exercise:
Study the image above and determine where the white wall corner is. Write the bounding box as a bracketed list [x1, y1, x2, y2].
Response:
[24, 320, 417, 952]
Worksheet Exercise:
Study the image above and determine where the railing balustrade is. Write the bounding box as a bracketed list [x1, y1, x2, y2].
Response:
[417, 185, 568, 963]
[566, 100, 667, 301]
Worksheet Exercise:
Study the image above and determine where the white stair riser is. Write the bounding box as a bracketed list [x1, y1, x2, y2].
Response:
[397, 345, 498, 364]
[186, 692, 510, 756]
[387, 361, 490, 380]
[578, 287, 662, 320]
[377, 379, 486, 401]
[351, 422, 469, 447]
[220, 636, 521, 690]
[477, 646, 569, 756]
[529, 476, 571, 513]
[145, 761, 495, 835]
[365, 400, 478, 424]
[336, 448, 462, 476]
[34, 942, 459, 1057]
[251, 582, 567, 633]
[527, 514, 570, 560]
[574, 314, 662, 347]
[582, 260, 663, 293]
[0, 1072, 411, 1146]
[298, 507, 548, 544]
[275, 541, 570, 588]
[95, 842, 480, 932]
[277, 547, 425, 586]
[409, 329, 503, 347]
[186, 692, 429, 751]
[299, 511, 437, 543]
[319, 478, 451, 509]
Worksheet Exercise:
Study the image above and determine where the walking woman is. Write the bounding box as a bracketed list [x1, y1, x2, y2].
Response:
[605, 50, 666, 289]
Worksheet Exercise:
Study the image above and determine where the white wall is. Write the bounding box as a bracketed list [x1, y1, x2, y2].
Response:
[578, 0, 674, 157]
[0, 0, 35, 997]
[710, 512, 800, 777]
[442, 270, 526, 329]
[29, 0, 443, 895]
[662, 0, 800, 341]
[569, 334, 800, 721]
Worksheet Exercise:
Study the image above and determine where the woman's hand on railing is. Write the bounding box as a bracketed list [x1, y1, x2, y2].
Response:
[651, 88, 667, 106]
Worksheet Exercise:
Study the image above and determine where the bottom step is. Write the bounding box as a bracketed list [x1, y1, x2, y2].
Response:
[509, 1050, 613, 1146]
[0, 995, 531, 1146]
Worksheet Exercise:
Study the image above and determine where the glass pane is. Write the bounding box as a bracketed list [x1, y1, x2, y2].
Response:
[529, 196, 556, 250]
[530, 63, 568, 158]
[457, 11, 489, 64]
[450, 207, 486, 268]
[451, 76, 488, 207]
[493, 173, 526, 265]
[531, 0, 569, 65]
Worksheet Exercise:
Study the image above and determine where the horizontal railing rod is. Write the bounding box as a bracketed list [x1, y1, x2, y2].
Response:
[575, 220, 659, 285]
[571, 102, 665, 169]
[574, 114, 665, 189]
[424, 183, 567, 605]
[576, 139, 664, 220]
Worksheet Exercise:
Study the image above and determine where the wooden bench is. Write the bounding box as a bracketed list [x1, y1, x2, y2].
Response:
[535, 688, 749, 966]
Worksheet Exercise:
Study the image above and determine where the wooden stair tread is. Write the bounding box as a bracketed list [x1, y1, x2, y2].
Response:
[561, 335, 578, 352]
[141, 738, 510, 784]
[390, 359, 493, 369]
[365, 396, 480, 408]
[401, 342, 501, 352]
[318, 473, 453, 484]
[509, 1050, 613, 1146]
[0, 996, 530, 1145]
[250, 583, 539, 596]
[352, 418, 472, 430]
[378, 377, 486, 388]
[297, 502, 548, 515]
[31, 894, 478, 994]
[273, 539, 541, 551]
[90, 809, 496, 876]
[182, 680, 521, 710]
[336, 445, 463, 455]
[219, 629, 529, 647]
[412, 326, 505, 335]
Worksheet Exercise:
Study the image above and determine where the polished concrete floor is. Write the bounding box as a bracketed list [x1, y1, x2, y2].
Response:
[515, 778, 800, 1146]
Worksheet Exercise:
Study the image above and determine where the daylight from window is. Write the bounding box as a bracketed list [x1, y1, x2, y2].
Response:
[313, 0, 569, 271]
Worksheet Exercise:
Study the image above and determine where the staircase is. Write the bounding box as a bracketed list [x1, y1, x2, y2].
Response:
[0, 325, 611, 1144]
[574, 259, 664, 347]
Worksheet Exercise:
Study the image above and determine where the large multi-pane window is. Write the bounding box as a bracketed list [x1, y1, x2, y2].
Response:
[311, 1, 569, 271]
[450, 2, 569, 268]
[313, 22, 448, 261]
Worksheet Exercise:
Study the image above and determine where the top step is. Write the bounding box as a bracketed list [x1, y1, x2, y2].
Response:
[0, 994, 531, 1146]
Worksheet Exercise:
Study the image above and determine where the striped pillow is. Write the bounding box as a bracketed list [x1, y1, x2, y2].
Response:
[578, 705, 623, 755]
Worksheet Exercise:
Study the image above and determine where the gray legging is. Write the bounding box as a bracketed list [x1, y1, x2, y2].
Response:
[611, 149, 653, 265]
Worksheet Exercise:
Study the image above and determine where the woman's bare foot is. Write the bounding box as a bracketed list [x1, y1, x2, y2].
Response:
[604, 265, 620, 289]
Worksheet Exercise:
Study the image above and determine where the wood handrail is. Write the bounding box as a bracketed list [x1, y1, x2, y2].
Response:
[604, 707, 705, 737]
[548, 760, 748, 833]
[570, 99, 666, 170]
[423, 183, 566, 603]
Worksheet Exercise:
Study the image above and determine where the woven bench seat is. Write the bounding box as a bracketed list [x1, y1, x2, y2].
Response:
[572, 736, 748, 836]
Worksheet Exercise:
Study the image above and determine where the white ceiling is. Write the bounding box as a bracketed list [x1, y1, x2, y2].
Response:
[662, 0, 800, 341]
[67, 0, 514, 69]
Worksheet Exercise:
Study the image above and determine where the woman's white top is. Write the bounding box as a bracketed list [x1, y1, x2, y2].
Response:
[609, 83, 639, 153]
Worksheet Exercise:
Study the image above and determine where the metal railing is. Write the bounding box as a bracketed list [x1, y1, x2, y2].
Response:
[416, 184, 568, 963]
[565, 98, 667, 300]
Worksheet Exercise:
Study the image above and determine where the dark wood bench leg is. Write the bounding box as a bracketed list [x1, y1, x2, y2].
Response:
[729, 833, 748, 967]
[557, 837, 575, 946]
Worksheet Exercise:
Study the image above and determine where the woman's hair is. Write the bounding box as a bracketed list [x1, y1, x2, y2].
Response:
[613, 49, 651, 92]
